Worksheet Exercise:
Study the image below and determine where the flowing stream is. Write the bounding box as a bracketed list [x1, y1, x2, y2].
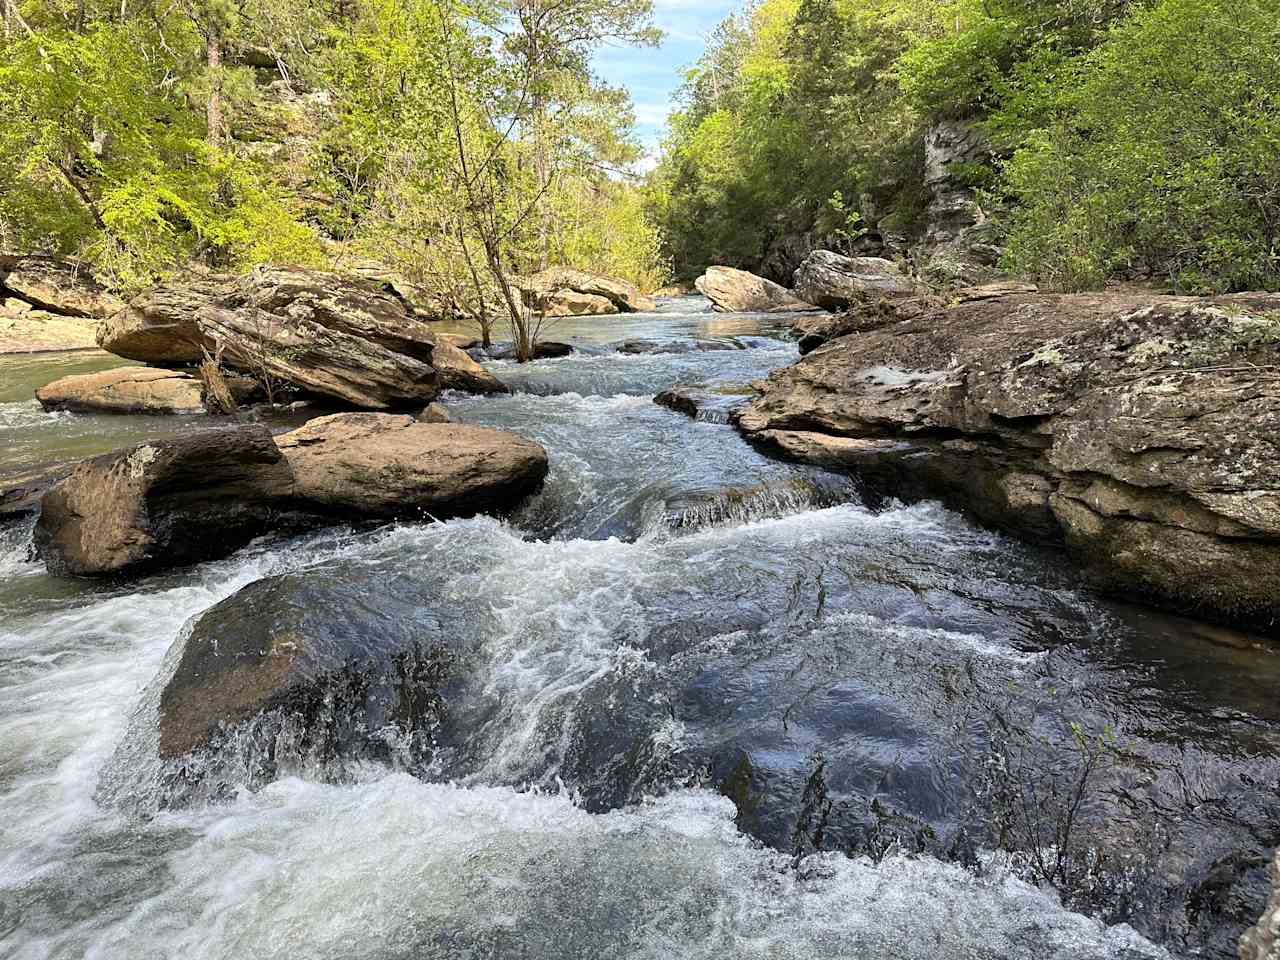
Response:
[2, 296, 1278, 959]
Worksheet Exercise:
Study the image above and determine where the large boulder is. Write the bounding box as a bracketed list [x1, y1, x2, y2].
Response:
[36, 367, 210, 415]
[33, 415, 550, 577]
[97, 267, 508, 406]
[738, 290, 1280, 628]
[518, 267, 656, 314]
[792, 251, 924, 311]
[1242, 851, 1280, 960]
[0, 254, 124, 319]
[694, 266, 813, 314]
[33, 426, 299, 578]
[275, 413, 548, 519]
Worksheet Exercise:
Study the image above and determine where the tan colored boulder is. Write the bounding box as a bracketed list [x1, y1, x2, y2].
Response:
[694, 267, 813, 314]
[0, 255, 123, 319]
[792, 251, 924, 310]
[0, 309, 100, 353]
[541, 289, 617, 317]
[35, 367, 208, 415]
[276, 413, 548, 519]
[519, 267, 656, 314]
[95, 278, 220, 364]
[416, 402, 452, 423]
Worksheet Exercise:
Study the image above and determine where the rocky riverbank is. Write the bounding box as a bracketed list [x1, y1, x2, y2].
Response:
[737, 288, 1280, 630]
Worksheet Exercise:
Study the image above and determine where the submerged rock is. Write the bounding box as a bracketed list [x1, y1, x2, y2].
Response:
[97, 266, 507, 407]
[739, 290, 1280, 628]
[276, 413, 548, 520]
[1242, 851, 1280, 960]
[792, 250, 923, 311]
[695, 266, 814, 314]
[36, 366, 216, 415]
[155, 572, 460, 766]
[655, 383, 755, 424]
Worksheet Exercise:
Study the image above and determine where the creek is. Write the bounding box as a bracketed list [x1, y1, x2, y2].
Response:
[1, 296, 1277, 959]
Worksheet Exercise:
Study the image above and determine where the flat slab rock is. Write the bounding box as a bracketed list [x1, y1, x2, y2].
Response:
[739, 290, 1280, 629]
[276, 413, 548, 519]
[36, 367, 209, 415]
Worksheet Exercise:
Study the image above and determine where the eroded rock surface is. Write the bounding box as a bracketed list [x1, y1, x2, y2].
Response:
[695, 266, 813, 314]
[34, 415, 549, 577]
[518, 267, 657, 315]
[740, 290, 1280, 627]
[97, 266, 507, 407]
[0, 255, 123, 319]
[34, 426, 299, 578]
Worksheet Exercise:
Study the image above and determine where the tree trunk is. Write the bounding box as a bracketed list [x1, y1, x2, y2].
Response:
[206, 30, 224, 146]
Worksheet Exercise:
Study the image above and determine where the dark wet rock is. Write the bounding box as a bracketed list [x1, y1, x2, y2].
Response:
[35, 366, 236, 415]
[275, 413, 548, 520]
[739, 290, 1280, 628]
[33, 426, 300, 578]
[695, 266, 814, 314]
[97, 266, 508, 406]
[153, 571, 463, 780]
[655, 384, 754, 424]
[792, 251, 923, 311]
[517, 268, 656, 315]
[478, 340, 575, 361]
[1242, 851, 1280, 960]
[0, 254, 124, 319]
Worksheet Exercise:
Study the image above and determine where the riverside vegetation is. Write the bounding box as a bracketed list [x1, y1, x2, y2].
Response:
[3, 0, 1280, 959]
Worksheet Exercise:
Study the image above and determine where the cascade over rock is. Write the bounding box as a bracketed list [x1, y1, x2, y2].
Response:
[792, 250, 924, 311]
[738, 289, 1280, 628]
[96, 266, 508, 407]
[694, 266, 814, 313]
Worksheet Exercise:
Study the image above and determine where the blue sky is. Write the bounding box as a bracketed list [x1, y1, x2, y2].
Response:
[592, 1, 740, 168]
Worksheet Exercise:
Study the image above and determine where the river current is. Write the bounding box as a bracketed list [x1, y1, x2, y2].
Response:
[1, 297, 1277, 959]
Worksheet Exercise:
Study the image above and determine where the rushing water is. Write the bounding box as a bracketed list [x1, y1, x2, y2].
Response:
[2, 297, 1278, 959]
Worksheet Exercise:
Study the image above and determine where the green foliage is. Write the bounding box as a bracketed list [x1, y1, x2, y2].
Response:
[998, 0, 1280, 292]
[651, 0, 1278, 294]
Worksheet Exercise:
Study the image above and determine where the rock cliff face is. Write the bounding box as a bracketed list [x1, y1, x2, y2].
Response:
[0, 255, 122, 352]
[915, 121, 1002, 284]
[738, 290, 1280, 628]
